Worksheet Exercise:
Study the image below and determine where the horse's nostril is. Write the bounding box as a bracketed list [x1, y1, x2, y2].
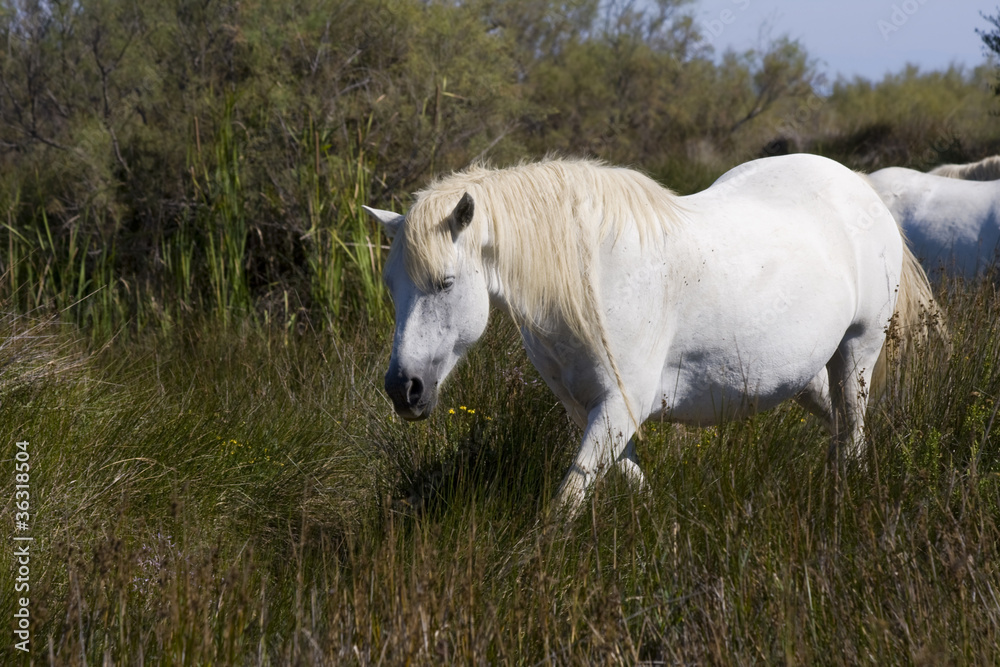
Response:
[406, 377, 424, 406]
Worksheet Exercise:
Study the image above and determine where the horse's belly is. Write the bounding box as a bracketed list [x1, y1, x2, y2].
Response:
[651, 298, 850, 425]
[654, 353, 827, 425]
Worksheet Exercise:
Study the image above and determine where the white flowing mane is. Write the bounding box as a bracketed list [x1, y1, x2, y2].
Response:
[929, 155, 1000, 180]
[398, 158, 684, 347]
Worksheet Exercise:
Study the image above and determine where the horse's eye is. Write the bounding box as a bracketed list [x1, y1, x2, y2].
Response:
[438, 276, 456, 292]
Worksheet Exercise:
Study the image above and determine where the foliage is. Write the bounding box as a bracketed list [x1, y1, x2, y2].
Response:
[0, 0, 529, 333]
[978, 6, 1000, 95]
[6, 0, 990, 334]
[814, 65, 1000, 171]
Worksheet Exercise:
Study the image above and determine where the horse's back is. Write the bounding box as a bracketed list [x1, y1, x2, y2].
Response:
[693, 153, 901, 330]
[868, 166, 1000, 275]
[638, 154, 902, 422]
[692, 154, 901, 289]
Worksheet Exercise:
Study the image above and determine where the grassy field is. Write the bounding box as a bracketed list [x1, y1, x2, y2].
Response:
[1, 273, 998, 665]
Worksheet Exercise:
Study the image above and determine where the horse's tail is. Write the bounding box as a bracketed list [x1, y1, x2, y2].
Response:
[870, 237, 950, 395]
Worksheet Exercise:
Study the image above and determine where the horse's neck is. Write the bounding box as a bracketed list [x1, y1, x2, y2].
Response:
[482, 259, 520, 321]
[480, 244, 577, 343]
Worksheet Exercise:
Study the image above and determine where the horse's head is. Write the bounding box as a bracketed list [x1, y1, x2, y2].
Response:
[364, 193, 490, 420]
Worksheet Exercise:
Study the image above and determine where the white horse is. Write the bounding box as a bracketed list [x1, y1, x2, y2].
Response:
[867, 166, 1000, 278]
[929, 155, 1000, 180]
[365, 154, 938, 514]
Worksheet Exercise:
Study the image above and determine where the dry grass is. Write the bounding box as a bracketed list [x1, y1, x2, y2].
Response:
[2, 277, 999, 665]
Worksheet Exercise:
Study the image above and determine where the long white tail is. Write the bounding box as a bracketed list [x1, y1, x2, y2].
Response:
[871, 238, 949, 394]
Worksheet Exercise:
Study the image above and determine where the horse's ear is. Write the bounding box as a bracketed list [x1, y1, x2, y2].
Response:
[449, 192, 474, 240]
[362, 206, 404, 240]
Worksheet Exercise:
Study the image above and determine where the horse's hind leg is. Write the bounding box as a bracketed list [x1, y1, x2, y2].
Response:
[616, 437, 647, 489]
[826, 333, 881, 462]
[795, 369, 834, 431]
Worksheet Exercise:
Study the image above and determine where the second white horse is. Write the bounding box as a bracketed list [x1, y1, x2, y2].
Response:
[867, 166, 1000, 278]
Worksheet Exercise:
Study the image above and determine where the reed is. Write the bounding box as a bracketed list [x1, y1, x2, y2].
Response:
[304, 113, 392, 331]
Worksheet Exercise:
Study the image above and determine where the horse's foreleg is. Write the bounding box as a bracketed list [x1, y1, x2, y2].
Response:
[553, 401, 637, 517]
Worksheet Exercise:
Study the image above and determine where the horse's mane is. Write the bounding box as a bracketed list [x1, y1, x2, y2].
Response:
[929, 155, 1000, 181]
[399, 158, 684, 348]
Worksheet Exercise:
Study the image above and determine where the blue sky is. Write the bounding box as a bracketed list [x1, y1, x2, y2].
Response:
[694, 0, 995, 82]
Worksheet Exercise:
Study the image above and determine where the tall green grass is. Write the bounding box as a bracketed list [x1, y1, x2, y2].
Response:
[2, 275, 999, 665]
[191, 97, 252, 325]
[304, 114, 390, 331]
[1, 190, 123, 336]
[0, 107, 395, 340]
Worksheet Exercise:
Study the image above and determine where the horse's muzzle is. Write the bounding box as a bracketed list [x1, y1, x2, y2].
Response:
[385, 370, 434, 420]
